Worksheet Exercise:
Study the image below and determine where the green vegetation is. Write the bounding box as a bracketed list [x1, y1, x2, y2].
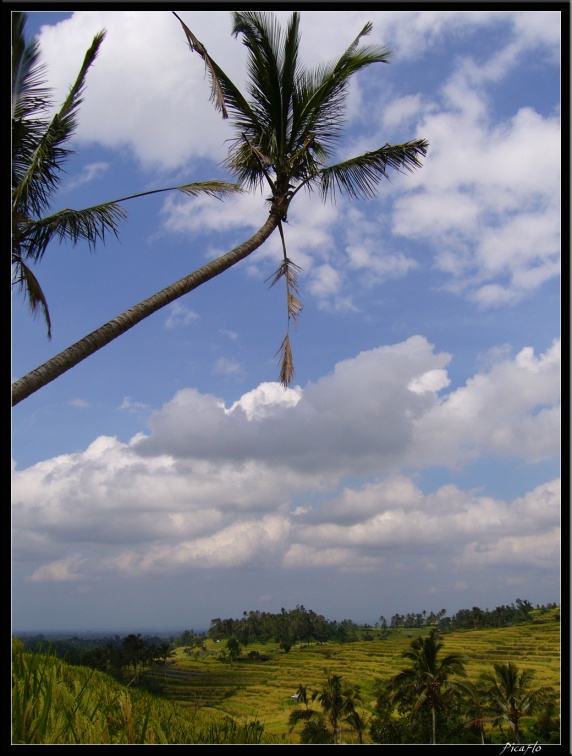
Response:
[11, 12, 238, 348]
[13, 603, 560, 744]
[289, 671, 364, 744]
[11, 639, 275, 744]
[479, 661, 556, 744]
[388, 628, 473, 744]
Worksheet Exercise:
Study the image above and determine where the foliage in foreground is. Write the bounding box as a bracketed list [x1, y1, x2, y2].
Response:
[11, 640, 275, 744]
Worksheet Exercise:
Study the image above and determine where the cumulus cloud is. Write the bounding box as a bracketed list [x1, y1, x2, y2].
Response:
[410, 339, 560, 464]
[12, 337, 559, 587]
[392, 90, 560, 307]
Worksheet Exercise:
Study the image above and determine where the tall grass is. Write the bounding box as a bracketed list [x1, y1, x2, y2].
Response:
[11, 639, 276, 744]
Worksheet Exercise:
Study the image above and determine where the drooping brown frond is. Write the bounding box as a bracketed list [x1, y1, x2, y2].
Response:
[275, 333, 295, 387]
[287, 290, 303, 326]
[265, 218, 303, 385]
[267, 257, 303, 386]
[172, 12, 228, 119]
[265, 257, 302, 292]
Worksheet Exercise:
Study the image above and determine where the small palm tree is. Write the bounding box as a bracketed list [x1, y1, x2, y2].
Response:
[317, 670, 362, 743]
[390, 629, 473, 744]
[289, 670, 362, 744]
[480, 662, 554, 744]
[12, 12, 239, 340]
[12, 11, 427, 406]
[121, 633, 147, 680]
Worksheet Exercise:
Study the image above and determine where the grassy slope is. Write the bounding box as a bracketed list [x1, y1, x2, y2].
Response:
[161, 618, 560, 742]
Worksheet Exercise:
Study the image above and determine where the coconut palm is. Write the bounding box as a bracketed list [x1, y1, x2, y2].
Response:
[390, 629, 473, 744]
[317, 670, 363, 743]
[480, 662, 555, 744]
[289, 670, 362, 744]
[121, 633, 147, 679]
[11, 12, 239, 339]
[12, 10, 428, 406]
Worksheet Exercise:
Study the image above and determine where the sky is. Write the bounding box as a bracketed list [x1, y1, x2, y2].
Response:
[12, 9, 561, 635]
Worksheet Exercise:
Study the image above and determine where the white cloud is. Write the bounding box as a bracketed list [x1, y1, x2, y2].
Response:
[164, 302, 200, 329]
[392, 85, 560, 306]
[68, 398, 89, 408]
[12, 337, 559, 585]
[118, 397, 150, 413]
[29, 554, 86, 582]
[63, 162, 110, 192]
[410, 339, 560, 464]
[226, 382, 302, 421]
[214, 357, 242, 376]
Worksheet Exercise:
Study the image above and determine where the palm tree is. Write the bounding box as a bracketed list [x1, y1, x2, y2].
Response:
[12, 13, 239, 341]
[120, 633, 147, 680]
[290, 670, 362, 744]
[317, 670, 363, 743]
[12, 10, 428, 406]
[480, 662, 554, 744]
[390, 629, 473, 744]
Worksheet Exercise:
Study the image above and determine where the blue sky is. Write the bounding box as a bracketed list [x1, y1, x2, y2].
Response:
[12, 10, 561, 634]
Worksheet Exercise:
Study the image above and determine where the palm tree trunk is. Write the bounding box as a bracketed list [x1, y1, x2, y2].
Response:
[12, 211, 281, 406]
[432, 702, 436, 745]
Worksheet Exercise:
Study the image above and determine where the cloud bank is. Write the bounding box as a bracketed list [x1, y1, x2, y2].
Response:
[12, 337, 560, 586]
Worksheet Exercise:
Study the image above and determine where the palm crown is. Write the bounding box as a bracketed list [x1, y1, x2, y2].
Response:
[175, 11, 428, 382]
[179, 11, 426, 205]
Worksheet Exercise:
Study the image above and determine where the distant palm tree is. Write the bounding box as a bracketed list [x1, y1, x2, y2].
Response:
[390, 629, 472, 744]
[12, 10, 427, 406]
[12, 13, 239, 341]
[317, 670, 362, 743]
[480, 662, 554, 744]
[121, 633, 147, 679]
[289, 670, 362, 743]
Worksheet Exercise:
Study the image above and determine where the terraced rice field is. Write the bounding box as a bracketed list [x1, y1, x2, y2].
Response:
[149, 619, 560, 742]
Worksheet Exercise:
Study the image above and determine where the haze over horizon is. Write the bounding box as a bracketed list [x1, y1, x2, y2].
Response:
[12, 10, 560, 635]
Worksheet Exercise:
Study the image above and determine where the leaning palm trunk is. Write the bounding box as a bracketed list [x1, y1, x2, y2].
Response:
[12, 210, 281, 406]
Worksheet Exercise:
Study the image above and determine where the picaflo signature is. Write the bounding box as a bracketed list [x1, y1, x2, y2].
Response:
[499, 743, 542, 755]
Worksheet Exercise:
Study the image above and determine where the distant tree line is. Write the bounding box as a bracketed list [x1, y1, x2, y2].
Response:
[387, 599, 559, 631]
[208, 605, 365, 649]
[208, 599, 558, 647]
[18, 632, 183, 683]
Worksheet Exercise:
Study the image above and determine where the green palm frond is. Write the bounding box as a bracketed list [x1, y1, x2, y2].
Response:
[318, 139, 429, 200]
[13, 31, 106, 220]
[12, 254, 52, 339]
[16, 203, 128, 262]
[290, 35, 391, 160]
[110, 180, 242, 204]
